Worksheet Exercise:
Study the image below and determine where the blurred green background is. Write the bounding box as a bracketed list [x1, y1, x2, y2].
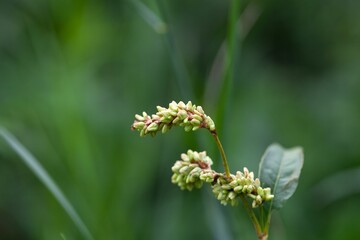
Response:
[1, 0, 360, 239]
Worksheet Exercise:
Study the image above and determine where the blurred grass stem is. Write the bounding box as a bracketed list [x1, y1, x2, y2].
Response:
[129, 0, 167, 33]
[132, 0, 193, 100]
[215, 0, 241, 132]
[155, 0, 194, 100]
[0, 127, 94, 240]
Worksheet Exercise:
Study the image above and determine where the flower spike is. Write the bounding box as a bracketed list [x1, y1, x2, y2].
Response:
[131, 101, 216, 137]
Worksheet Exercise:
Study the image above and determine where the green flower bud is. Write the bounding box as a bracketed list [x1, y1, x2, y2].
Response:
[193, 115, 203, 122]
[169, 101, 178, 111]
[184, 125, 192, 132]
[162, 124, 170, 134]
[186, 101, 193, 111]
[147, 122, 159, 132]
[194, 181, 203, 189]
[179, 166, 189, 174]
[196, 106, 204, 114]
[233, 186, 243, 192]
[172, 117, 181, 124]
[178, 110, 188, 120]
[157, 106, 166, 112]
[228, 191, 236, 200]
[133, 122, 145, 130]
[178, 101, 186, 109]
[192, 126, 200, 131]
[191, 118, 201, 126]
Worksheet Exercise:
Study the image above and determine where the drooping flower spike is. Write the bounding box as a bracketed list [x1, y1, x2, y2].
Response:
[131, 101, 216, 137]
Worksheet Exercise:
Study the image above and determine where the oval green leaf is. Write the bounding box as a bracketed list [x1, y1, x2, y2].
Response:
[258, 143, 304, 210]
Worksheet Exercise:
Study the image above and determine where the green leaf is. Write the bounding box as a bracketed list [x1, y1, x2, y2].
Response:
[258, 143, 304, 210]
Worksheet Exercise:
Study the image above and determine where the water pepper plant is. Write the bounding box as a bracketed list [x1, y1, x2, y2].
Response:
[131, 101, 304, 240]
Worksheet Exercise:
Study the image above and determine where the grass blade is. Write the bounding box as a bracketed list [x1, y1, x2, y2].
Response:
[214, 0, 241, 133]
[0, 127, 94, 240]
[129, 0, 167, 34]
[132, 0, 193, 100]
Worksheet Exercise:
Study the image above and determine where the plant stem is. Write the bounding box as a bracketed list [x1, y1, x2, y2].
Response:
[240, 196, 267, 240]
[211, 131, 230, 177]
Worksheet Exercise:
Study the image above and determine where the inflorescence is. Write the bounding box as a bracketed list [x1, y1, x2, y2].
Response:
[131, 101, 216, 137]
[171, 150, 274, 207]
[131, 101, 274, 208]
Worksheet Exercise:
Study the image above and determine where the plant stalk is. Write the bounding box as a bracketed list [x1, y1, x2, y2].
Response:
[240, 196, 268, 240]
[211, 131, 230, 177]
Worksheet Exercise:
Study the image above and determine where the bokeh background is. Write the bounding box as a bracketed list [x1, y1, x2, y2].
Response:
[1, 0, 360, 239]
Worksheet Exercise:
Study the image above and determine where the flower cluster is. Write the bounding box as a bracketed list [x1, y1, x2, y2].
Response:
[131, 101, 216, 137]
[132, 101, 275, 209]
[171, 150, 274, 208]
[212, 168, 274, 207]
[171, 150, 214, 191]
